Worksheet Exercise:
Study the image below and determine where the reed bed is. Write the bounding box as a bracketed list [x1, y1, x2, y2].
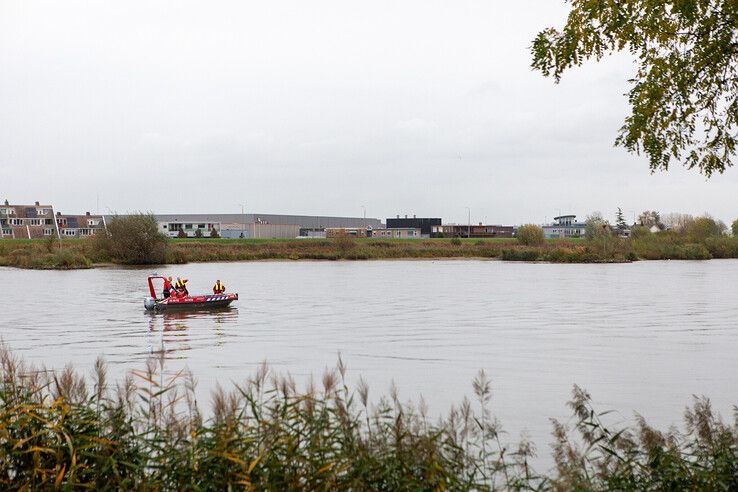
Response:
[4, 233, 738, 269]
[1, 345, 736, 490]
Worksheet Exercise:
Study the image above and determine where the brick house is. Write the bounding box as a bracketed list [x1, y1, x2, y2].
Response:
[56, 211, 106, 238]
[0, 200, 57, 239]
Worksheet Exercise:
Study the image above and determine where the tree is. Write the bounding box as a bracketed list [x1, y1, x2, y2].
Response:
[584, 212, 611, 240]
[92, 213, 169, 264]
[685, 216, 724, 242]
[732, 219, 738, 237]
[662, 213, 695, 233]
[194, 228, 203, 238]
[210, 228, 220, 239]
[531, 1, 738, 176]
[615, 208, 628, 233]
[516, 224, 545, 246]
[638, 210, 664, 230]
[177, 229, 187, 239]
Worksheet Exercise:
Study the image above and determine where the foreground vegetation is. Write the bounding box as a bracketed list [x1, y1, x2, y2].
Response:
[3, 213, 738, 269]
[1, 346, 736, 490]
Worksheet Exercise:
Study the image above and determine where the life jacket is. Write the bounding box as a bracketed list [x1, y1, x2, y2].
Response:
[213, 281, 225, 293]
[163, 279, 172, 290]
[175, 279, 185, 289]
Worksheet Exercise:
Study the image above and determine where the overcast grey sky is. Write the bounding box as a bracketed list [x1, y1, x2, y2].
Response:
[1, 0, 736, 225]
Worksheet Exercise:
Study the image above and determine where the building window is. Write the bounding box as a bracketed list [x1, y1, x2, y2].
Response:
[198, 223, 205, 229]
[185, 224, 192, 230]
[2, 228, 12, 236]
[10, 218, 23, 225]
[169, 223, 182, 231]
[44, 228, 53, 236]
[63, 229, 76, 236]
[37, 208, 47, 215]
[28, 219, 41, 226]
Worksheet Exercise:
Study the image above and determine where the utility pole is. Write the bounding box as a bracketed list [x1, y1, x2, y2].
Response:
[465, 207, 471, 238]
[239, 203, 246, 238]
[361, 205, 366, 227]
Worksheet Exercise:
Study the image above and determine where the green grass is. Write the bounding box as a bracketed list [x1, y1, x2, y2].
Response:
[1, 345, 736, 490]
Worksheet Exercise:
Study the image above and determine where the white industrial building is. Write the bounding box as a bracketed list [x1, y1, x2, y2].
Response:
[151, 213, 382, 239]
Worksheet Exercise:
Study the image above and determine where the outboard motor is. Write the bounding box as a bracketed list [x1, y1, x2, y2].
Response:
[144, 297, 156, 311]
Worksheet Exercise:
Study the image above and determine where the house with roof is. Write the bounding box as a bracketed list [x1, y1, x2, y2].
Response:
[0, 200, 57, 239]
[56, 211, 106, 237]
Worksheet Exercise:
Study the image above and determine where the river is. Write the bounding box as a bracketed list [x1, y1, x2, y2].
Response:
[1, 259, 737, 466]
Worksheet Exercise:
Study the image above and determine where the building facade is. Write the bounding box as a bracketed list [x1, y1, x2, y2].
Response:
[56, 212, 106, 238]
[385, 216, 441, 237]
[542, 215, 586, 238]
[0, 201, 57, 239]
[220, 223, 301, 239]
[370, 228, 422, 239]
[325, 227, 370, 238]
[432, 224, 514, 238]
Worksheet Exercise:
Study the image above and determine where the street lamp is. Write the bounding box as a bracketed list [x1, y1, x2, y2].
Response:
[465, 207, 471, 238]
[361, 205, 366, 227]
[238, 203, 246, 238]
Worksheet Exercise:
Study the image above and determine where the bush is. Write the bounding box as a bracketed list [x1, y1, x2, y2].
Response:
[209, 228, 220, 238]
[732, 219, 738, 237]
[704, 236, 738, 258]
[584, 213, 611, 240]
[685, 216, 723, 243]
[450, 237, 462, 246]
[629, 225, 650, 239]
[516, 224, 545, 246]
[92, 213, 169, 264]
[501, 248, 540, 261]
[194, 228, 203, 238]
[333, 233, 356, 255]
[676, 243, 712, 260]
[177, 229, 187, 239]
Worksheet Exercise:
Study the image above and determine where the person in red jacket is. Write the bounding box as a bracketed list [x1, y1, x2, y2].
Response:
[162, 276, 173, 299]
[213, 279, 225, 294]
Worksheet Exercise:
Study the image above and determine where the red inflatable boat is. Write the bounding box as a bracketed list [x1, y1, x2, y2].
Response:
[144, 275, 238, 312]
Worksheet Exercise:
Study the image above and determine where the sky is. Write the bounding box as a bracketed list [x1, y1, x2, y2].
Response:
[1, 0, 737, 225]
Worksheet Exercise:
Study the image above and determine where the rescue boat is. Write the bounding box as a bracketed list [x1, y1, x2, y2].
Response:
[144, 275, 238, 312]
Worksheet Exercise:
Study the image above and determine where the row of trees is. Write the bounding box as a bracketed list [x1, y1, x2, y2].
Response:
[518, 210, 738, 246]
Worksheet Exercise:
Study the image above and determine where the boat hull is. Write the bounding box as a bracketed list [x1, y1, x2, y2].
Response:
[145, 293, 239, 312]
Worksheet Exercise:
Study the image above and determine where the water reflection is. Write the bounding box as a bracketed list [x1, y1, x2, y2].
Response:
[145, 308, 239, 359]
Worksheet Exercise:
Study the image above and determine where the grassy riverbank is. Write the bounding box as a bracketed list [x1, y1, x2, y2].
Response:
[1, 346, 736, 490]
[3, 232, 738, 269]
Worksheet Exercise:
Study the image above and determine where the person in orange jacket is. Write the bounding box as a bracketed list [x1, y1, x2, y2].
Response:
[162, 276, 173, 298]
[213, 279, 225, 294]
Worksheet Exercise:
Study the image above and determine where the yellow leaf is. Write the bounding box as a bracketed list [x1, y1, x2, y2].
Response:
[317, 462, 334, 475]
[247, 454, 261, 473]
[221, 452, 246, 466]
[55, 464, 66, 489]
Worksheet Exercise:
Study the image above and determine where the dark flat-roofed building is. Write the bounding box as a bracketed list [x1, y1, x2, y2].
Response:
[386, 216, 441, 237]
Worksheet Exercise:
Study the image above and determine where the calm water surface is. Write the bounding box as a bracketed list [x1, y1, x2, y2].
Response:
[1, 260, 737, 462]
